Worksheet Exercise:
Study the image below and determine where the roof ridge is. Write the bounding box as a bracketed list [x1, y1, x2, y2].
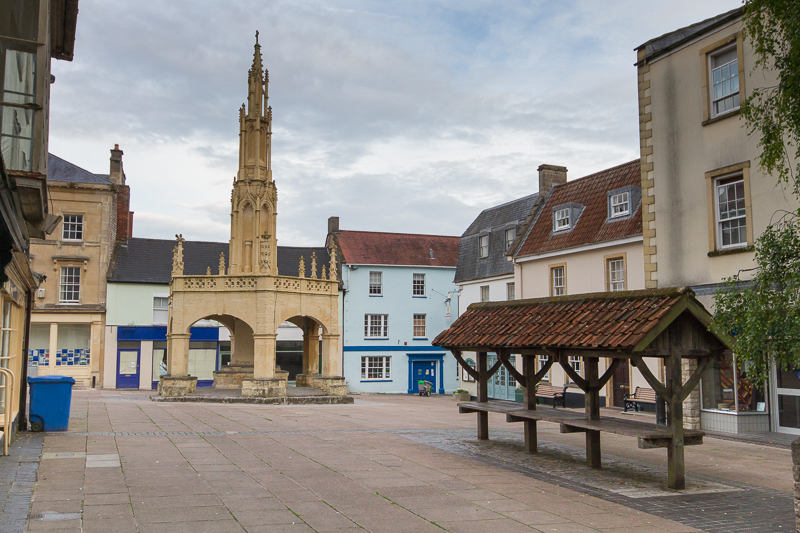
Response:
[339, 230, 460, 239]
[475, 192, 539, 214]
[470, 286, 693, 309]
[551, 159, 640, 191]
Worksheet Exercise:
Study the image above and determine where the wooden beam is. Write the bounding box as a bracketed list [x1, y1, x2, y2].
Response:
[487, 359, 503, 380]
[522, 355, 537, 453]
[630, 356, 669, 400]
[678, 354, 716, 403]
[560, 349, 632, 360]
[452, 349, 478, 381]
[596, 359, 621, 391]
[559, 355, 588, 392]
[666, 340, 685, 490]
[531, 357, 554, 386]
[584, 357, 601, 469]
[477, 352, 489, 440]
[498, 350, 525, 388]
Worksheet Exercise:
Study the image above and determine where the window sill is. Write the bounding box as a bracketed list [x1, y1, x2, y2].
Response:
[702, 108, 740, 126]
[708, 245, 754, 257]
[412, 295, 426, 298]
[361, 379, 392, 383]
[700, 408, 768, 415]
[412, 338, 428, 341]
[363, 338, 389, 341]
[369, 294, 383, 297]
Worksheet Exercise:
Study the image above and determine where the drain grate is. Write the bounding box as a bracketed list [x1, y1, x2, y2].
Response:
[29, 511, 81, 521]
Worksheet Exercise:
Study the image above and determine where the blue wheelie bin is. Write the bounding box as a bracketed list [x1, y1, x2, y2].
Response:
[28, 375, 76, 432]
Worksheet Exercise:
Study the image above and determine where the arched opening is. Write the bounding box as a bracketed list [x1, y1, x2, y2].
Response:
[281, 315, 331, 388]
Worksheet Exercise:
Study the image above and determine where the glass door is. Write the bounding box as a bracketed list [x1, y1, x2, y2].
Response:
[774, 366, 800, 435]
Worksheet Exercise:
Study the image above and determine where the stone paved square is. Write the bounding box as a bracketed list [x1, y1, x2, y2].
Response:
[7, 390, 794, 532]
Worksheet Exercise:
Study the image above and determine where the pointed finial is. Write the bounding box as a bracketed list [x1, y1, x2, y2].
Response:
[255, 30, 259, 45]
[321, 264, 327, 280]
[310, 252, 317, 279]
[206, 266, 211, 275]
[219, 252, 226, 276]
[299, 256, 305, 278]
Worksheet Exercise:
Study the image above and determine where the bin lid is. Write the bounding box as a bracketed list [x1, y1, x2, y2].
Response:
[28, 375, 76, 384]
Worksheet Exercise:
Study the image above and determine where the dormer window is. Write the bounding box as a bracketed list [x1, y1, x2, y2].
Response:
[479, 235, 489, 258]
[610, 192, 630, 218]
[554, 208, 571, 231]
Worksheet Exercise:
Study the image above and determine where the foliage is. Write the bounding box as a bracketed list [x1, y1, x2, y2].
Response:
[713, 0, 800, 387]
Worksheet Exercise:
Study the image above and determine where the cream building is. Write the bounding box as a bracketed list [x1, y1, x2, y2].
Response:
[635, 7, 796, 434]
[511, 160, 655, 408]
[161, 39, 344, 399]
[28, 149, 132, 388]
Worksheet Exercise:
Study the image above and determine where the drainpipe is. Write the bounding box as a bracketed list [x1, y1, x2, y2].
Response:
[17, 288, 33, 431]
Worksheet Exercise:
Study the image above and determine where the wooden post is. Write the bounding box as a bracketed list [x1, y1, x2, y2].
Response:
[666, 348, 685, 490]
[477, 351, 489, 440]
[522, 354, 537, 453]
[584, 356, 601, 469]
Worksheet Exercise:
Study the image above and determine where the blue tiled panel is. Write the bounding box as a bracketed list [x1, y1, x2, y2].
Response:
[28, 349, 49, 366]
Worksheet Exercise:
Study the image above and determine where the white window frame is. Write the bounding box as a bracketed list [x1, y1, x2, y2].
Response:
[480, 285, 489, 302]
[62, 214, 84, 241]
[709, 45, 740, 118]
[504, 228, 516, 251]
[479, 235, 489, 258]
[361, 356, 391, 380]
[554, 208, 571, 231]
[716, 175, 748, 249]
[568, 356, 582, 381]
[369, 271, 382, 296]
[413, 314, 426, 338]
[152, 296, 169, 324]
[551, 266, 565, 296]
[609, 192, 630, 218]
[607, 258, 625, 292]
[506, 282, 515, 301]
[538, 354, 550, 382]
[412, 273, 425, 296]
[364, 314, 388, 338]
[59, 266, 80, 304]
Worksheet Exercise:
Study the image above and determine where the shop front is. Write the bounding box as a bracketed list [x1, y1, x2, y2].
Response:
[700, 352, 769, 434]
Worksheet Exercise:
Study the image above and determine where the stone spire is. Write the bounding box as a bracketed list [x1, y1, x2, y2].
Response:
[228, 34, 278, 276]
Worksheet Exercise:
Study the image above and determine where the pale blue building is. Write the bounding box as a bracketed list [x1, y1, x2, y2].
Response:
[328, 218, 460, 394]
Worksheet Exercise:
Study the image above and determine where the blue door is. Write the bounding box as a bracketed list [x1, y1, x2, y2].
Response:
[411, 360, 436, 394]
[116, 349, 140, 389]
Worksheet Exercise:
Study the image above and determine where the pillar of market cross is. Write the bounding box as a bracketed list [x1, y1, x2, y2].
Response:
[159, 37, 345, 399]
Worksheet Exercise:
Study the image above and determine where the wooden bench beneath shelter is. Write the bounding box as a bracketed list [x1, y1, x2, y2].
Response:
[434, 287, 732, 490]
[535, 384, 566, 408]
[624, 386, 657, 412]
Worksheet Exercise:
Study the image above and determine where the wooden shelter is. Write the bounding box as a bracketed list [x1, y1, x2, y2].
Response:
[432, 287, 732, 489]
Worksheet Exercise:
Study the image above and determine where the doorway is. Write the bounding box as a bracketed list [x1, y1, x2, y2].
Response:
[411, 360, 436, 394]
[116, 349, 140, 389]
[612, 361, 630, 407]
[487, 353, 516, 401]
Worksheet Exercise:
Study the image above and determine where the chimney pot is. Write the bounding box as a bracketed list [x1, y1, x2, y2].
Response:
[538, 164, 567, 197]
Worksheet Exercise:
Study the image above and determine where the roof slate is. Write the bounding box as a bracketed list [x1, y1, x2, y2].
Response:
[48, 154, 112, 185]
[455, 193, 540, 283]
[433, 287, 698, 351]
[636, 7, 743, 61]
[109, 238, 330, 284]
[516, 160, 641, 257]
[336, 230, 459, 267]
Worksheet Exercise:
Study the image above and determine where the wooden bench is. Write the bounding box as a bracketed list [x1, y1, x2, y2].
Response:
[535, 384, 566, 408]
[624, 386, 657, 412]
[506, 408, 703, 449]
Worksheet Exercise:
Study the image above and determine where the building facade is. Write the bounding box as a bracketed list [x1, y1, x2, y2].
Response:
[28, 150, 131, 388]
[104, 237, 328, 390]
[635, 7, 796, 433]
[0, 0, 78, 440]
[511, 160, 652, 408]
[328, 219, 460, 395]
[453, 182, 542, 400]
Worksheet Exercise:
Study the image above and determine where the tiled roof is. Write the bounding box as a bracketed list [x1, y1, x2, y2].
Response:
[48, 154, 112, 185]
[109, 238, 330, 284]
[516, 160, 641, 257]
[455, 193, 539, 283]
[336, 230, 459, 267]
[636, 7, 743, 62]
[433, 287, 716, 351]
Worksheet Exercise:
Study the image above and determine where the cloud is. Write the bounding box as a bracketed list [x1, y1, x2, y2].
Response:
[48, 0, 741, 246]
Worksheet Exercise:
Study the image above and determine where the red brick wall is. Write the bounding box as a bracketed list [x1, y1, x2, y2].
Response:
[116, 185, 130, 242]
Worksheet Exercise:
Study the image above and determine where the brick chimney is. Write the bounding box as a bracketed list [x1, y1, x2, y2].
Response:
[112, 144, 132, 243]
[110, 144, 125, 185]
[538, 164, 567, 197]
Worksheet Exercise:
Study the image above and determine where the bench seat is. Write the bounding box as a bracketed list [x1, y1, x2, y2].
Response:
[506, 408, 703, 448]
[624, 386, 657, 412]
[535, 384, 566, 408]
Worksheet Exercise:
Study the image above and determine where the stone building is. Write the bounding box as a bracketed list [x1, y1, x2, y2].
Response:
[28, 149, 132, 388]
[160, 40, 344, 399]
[635, 7, 796, 434]
[0, 0, 78, 440]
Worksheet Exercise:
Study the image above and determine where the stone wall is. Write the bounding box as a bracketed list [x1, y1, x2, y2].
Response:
[682, 359, 700, 430]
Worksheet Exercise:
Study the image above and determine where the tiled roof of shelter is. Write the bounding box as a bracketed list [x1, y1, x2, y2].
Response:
[455, 193, 539, 283]
[336, 230, 459, 267]
[636, 7, 743, 61]
[433, 287, 717, 351]
[516, 160, 641, 257]
[109, 238, 331, 284]
[48, 153, 113, 185]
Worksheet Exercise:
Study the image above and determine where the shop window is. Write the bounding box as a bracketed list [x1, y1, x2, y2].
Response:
[701, 352, 766, 412]
[461, 357, 476, 382]
[28, 323, 49, 367]
[0, 302, 11, 411]
[152, 341, 167, 382]
[55, 324, 90, 366]
[188, 341, 217, 381]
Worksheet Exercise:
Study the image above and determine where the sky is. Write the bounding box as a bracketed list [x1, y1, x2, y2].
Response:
[48, 0, 741, 246]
